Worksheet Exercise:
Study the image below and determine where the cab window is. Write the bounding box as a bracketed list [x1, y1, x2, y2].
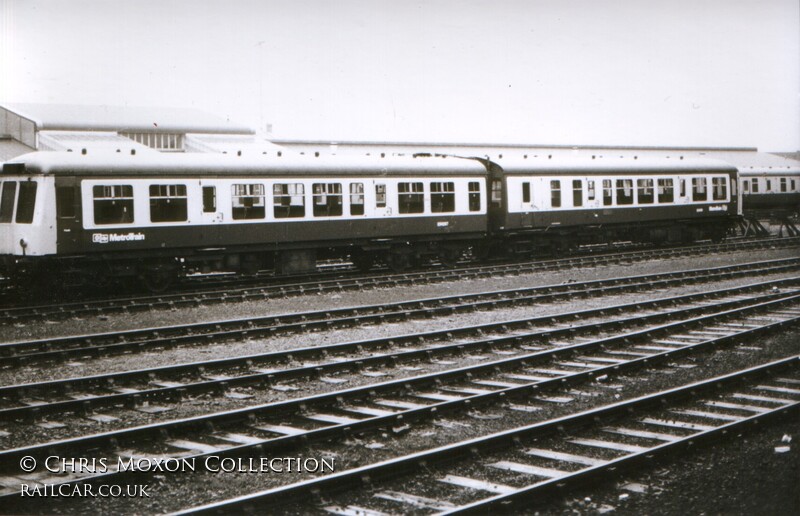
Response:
[0, 181, 16, 222]
[15, 182, 38, 223]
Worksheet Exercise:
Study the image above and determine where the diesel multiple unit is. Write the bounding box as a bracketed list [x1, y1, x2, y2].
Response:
[1, 151, 740, 290]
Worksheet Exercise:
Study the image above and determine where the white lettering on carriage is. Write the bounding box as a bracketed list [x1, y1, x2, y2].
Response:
[92, 232, 146, 244]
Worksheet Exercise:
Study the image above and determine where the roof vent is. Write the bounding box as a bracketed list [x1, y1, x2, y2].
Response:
[548, 154, 552, 159]
[315, 152, 319, 157]
[116, 149, 121, 153]
[591, 155, 595, 159]
[67, 149, 72, 152]
[81, 148, 87, 155]
[634, 156, 638, 160]
[278, 151, 282, 157]
[237, 150, 241, 156]
[523, 154, 528, 159]
[381, 153, 385, 158]
[680, 156, 683, 160]
[498, 154, 503, 159]
[131, 149, 136, 156]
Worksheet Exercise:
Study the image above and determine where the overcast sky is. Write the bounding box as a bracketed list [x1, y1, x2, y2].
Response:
[1, 0, 798, 150]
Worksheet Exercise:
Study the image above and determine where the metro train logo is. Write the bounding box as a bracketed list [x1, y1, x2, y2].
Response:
[92, 233, 146, 244]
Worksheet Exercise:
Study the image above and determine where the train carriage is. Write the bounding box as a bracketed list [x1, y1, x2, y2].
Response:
[739, 168, 800, 212]
[0, 152, 488, 289]
[485, 156, 739, 252]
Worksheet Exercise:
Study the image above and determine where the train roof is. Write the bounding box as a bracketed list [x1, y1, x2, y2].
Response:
[2, 151, 488, 177]
[738, 166, 800, 177]
[490, 155, 737, 175]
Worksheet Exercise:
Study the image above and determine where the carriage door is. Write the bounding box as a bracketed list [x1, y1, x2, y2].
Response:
[373, 182, 391, 217]
[55, 177, 81, 251]
[199, 181, 223, 223]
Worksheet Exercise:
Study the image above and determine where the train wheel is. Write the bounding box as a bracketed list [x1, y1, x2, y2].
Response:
[438, 248, 462, 267]
[386, 252, 411, 273]
[349, 249, 375, 272]
[141, 260, 177, 293]
[143, 270, 174, 293]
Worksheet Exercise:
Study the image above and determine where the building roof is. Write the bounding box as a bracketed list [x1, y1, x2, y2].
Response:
[2, 103, 254, 135]
[0, 138, 35, 161]
[37, 131, 156, 154]
[185, 134, 284, 154]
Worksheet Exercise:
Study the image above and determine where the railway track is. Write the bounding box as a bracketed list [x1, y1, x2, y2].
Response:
[3, 257, 800, 367]
[180, 355, 800, 515]
[0, 277, 798, 423]
[1, 284, 798, 508]
[2, 236, 798, 324]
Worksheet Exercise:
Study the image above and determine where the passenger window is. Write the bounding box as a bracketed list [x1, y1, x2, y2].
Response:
[680, 179, 687, 197]
[522, 182, 531, 203]
[792, 179, 797, 191]
[273, 183, 305, 218]
[742, 180, 749, 193]
[149, 184, 187, 222]
[712, 177, 727, 200]
[57, 187, 76, 218]
[93, 185, 134, 225]
[602, 179, 613, 206]
[430, 182, 455, 213]
[375, 184, 386, 208]
[637, 179, 654, 204]
[692, 178, 707, 202]
[202, 186, 216, 213]
[0, 181, 17, 223]
[780, 178, 787, 193]
[550, 180, 561, 208]
[232, 184, 266, 220]
[15, 182, 37, 224]
[657, 178, 674, 203]
[572, 179, 583, 207]
[587, 180, 596, 201]
[616, 179, 633, 205]
[468, 181, 481, 212]
[398, 182, 424, 214]
[350, 183, 364, 215]
[751, 179, 759, 193]
[766, 179, 772, 191]
[313, 183, 343, 217]
[490, 180, 502, 208]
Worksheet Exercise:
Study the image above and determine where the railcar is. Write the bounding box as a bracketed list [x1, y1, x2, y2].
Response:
[739, 168, 800, 212]
[738, 167, 800, 236]
[0, 151, 742, 292]
[483, 156, 739, 253]
[0, 151, 488, 290]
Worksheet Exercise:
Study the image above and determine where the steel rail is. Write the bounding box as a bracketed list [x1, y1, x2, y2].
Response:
[2, 235, 798, 324]
[1, 295, 798, 499]
[3, 257, 799, 367]
[1, 280, 798, 421]
[175, 354, 800, 515]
